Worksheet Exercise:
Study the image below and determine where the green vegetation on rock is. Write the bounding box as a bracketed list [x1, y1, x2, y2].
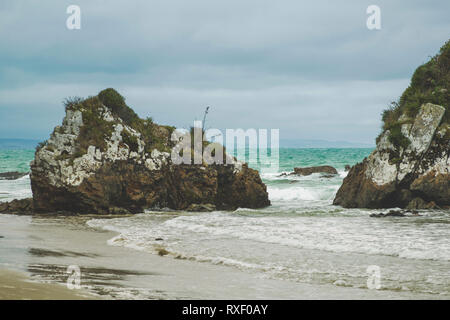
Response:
[58, 88, 177, 159]
[122, 129, 139, 153]
[379, 40, 450, 148]
[98, 88, 177, 154]
[387, 123, 411, 150]
[36, 140, 47, 152]
[63, 96, 83, 111]
[74, 96, 115, 157]
[98, 88, 140, 127]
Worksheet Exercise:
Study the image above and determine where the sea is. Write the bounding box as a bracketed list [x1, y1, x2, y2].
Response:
[1, 147, 449, 297]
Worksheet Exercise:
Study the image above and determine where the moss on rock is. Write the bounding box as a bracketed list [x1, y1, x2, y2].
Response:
[378, 40, 449, 150]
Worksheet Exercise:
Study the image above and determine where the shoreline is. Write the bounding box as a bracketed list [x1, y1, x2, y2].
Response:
[1, 214, 449, 300]
[0, 268, 95, 300]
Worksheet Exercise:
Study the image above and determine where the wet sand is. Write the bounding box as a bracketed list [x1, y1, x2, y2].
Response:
[0, 214, 448, 300]
[0, 269, 94, 300]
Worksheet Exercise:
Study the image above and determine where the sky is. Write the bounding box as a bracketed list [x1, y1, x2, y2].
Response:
[0, 0, 449, 146]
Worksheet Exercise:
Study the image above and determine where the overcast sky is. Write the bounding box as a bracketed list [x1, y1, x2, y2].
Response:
[0, 0, 449, 145]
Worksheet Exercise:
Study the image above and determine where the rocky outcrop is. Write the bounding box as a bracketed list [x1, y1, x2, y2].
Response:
[25, 89, 270, 214]
[293, 165, 337, 176]
[278, 165, 338, 177]
[0, 198, 33, 214]
[334, 103, 449, 209]
[0, 171, 29, 180]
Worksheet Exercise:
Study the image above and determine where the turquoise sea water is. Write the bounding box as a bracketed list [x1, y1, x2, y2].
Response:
[0, 149, 34, 173]
[2, 147, 450, 297]
[0, 149, 34, 202]
[0, 147, 370, 202]
[0, 148, 370, 173]
[0, 147, 371, 202]
[252, 148, 372, 172]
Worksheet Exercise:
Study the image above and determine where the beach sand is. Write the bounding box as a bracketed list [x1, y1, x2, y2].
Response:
[0, 268, 94, 300]
[0, 213, 448, 300]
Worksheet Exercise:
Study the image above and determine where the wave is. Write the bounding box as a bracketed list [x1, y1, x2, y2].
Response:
[0, 175, 32, 201]
[267, 185, 339, 201]
[88, 210, 450, 267]
[86, 211, 450, 296]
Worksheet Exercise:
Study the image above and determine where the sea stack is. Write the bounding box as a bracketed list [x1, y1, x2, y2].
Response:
[29, 89, 270, 214]
[334, 41, 449, 209]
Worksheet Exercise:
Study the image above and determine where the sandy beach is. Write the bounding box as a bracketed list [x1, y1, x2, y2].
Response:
[1, 213, 448, 300]
[0, 268, 94, 300]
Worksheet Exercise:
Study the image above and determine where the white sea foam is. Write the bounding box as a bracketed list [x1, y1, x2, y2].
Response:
[88, 209, 450, 265]
[267, 185, 338, 201]
[87, 208, 450, 296]
[0, 175, 32, 202]
[5, 148, 450, 295]
[338, 170, 348, 178]
[84, 160, 450, 296]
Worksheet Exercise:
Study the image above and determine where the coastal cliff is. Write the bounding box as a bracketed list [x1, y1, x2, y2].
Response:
[334, 41, 450, 209]
[26, 89, 269, 214]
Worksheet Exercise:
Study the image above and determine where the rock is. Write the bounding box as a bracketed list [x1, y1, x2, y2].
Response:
[334, 103, 449, 209]
[410, 171, 449, 205]
[30, 89, 270, 214]
[291, 165, 338, 176]
[0, 171, 29, 180]
[404, 209, 421, 216]
[344, 165, 351, 172]
[0, 198, 33, 214]
[369, 213, 384, 218]
[385, 210, 405, 217]
[425, 201, 440, 210]
[369, 210, 406, 218]
[333, 279, 350, 287]
[398, 189, 413, 205]
[406, 197, 427, 210]
[320, 174, 336, 179]
[109, 207, 131, 215]
[186, 203, 216, 212]
[157, 248, 169, 256]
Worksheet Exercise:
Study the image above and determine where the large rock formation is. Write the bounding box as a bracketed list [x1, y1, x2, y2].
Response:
[27, 89, 269, 214]
[334, 103, 448, 209]
[334, 40, 450, 209]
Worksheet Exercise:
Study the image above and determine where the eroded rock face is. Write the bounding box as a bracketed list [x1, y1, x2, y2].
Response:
[334, 103, 449, 209]
[29, 91, 270, 214]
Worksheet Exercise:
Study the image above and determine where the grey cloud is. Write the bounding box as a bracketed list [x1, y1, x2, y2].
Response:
[0, 0, 448, 144]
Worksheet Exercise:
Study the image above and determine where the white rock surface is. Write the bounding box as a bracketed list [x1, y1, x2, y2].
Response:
[365, 131, 398, 185]
[34, 103, 245, 187]
[34, 105, 157, 187]
[364, 103, 447, 186]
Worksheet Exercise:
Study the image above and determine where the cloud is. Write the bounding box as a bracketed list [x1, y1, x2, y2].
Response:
[0, 0, 448, 144]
